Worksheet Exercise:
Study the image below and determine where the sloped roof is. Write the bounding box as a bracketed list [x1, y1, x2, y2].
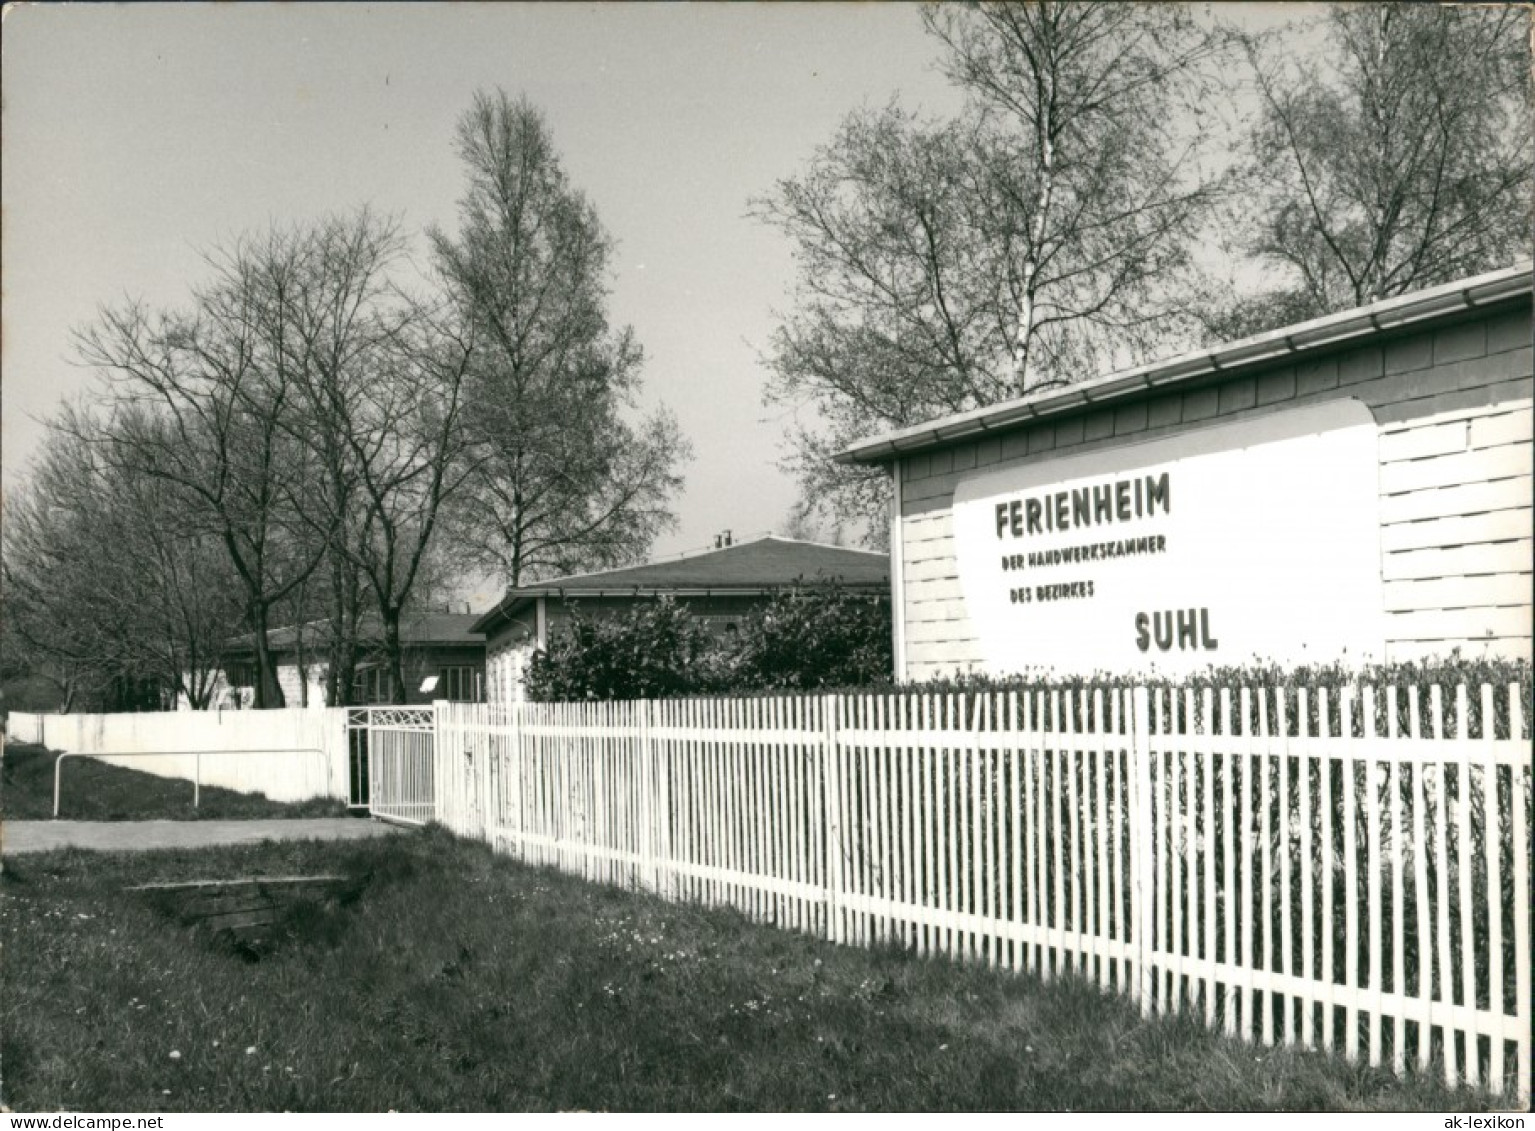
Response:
[838, 261, 1534, 465]
[229, 611, 484, 655]
[472, 535, 889, 635]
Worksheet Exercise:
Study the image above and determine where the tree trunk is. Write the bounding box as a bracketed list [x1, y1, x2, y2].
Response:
[323, 550, 363, 707]
[294, 612, 309, 708]
[382, 605, 407, 705]
[323, 554, 344, 706]
[249, 601, 287, 709]
[1013, 63, 1056, 397]
[342, 565, 364, 703]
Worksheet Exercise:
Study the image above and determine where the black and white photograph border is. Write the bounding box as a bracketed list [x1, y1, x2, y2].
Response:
[2, 1, 1531, 1117]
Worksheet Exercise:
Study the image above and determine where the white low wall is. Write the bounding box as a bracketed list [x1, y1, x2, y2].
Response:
[9, 708, 350, 805]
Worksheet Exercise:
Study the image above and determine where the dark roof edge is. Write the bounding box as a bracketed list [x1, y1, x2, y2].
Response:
[836, 262, 1533, 466]
[470, 535, 888, 635]
[470, 578, 890, 637]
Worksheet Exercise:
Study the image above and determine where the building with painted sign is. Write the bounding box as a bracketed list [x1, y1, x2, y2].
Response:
[838, 264, 1532, 682]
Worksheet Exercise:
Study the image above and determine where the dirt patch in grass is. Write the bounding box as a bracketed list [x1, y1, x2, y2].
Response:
[1, 741, 348, 821]
[135, 873, 373, 963]
[0, 829, 1505, 1113]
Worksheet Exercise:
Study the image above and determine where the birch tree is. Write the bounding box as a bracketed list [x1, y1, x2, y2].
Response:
[756, 1, 1230, 535]
[1238, 3, 1532, 320]
[432, 90, 688, 588]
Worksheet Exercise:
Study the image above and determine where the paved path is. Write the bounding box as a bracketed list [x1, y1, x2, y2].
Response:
[2, 818, 405, 856]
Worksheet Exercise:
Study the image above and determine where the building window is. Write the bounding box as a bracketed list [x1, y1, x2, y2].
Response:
[352, 668, 394, 704]
[439, 666, 483, 703]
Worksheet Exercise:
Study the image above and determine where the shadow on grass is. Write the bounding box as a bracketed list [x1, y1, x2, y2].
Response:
[1, 741, 348, 821]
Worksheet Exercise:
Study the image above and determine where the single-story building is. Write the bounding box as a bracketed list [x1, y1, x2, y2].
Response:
[220, 611, 487, 706]
[838, 263, 1532, 682]
[472, 534, 890, 703]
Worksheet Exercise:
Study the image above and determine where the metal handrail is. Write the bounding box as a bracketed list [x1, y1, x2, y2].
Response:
[52, 748, 326, 819]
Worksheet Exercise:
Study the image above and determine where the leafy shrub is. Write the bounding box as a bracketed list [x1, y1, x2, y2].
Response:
[524, 599, 714, 702]
[728, 582, 892, 692]
[524, 584, 892, 702]
[907, 653, 1533, 739]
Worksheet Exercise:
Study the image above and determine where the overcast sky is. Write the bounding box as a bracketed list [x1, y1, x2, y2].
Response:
[2, 2, 1305, 599]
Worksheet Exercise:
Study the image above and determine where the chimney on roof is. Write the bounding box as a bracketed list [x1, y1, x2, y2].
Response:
[714, 529, 733, 549]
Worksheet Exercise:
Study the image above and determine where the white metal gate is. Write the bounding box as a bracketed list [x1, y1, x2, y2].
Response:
[347, 706, 436, 826]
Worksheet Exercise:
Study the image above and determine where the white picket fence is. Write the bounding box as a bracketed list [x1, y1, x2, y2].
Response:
[430, 685, 1531, 1103]
[11, 685, 1530, 1099]
[10, 707, 351, 806]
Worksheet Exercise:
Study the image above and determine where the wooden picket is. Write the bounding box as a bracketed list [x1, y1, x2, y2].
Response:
[426, 683, 1531, 1103]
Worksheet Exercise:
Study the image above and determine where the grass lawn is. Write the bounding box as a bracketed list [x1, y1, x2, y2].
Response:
[1, 741, 348, 821]
[0, 827, 1503, 1113]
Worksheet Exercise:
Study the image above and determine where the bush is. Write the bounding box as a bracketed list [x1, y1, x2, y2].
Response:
[729, 582, 892, 692]
[524, 599, 714, 702]
[908, 653, 1533, 739]
[523, 584, 893, 702]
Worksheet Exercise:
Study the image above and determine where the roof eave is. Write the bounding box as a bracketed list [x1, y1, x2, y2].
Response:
[470, 595, 536, 636]
[474, 579, 889, 637]
[836, 263, 1533, 466]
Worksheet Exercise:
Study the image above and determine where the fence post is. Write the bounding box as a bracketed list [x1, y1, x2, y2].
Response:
[639, 700, 655, 892]
[1132, 685, 1154, 1018]
[430, 701, 443, 828]
[481, 702, 496, 846]
[658, 699, 674, 899]
[822, 694, 842, 945]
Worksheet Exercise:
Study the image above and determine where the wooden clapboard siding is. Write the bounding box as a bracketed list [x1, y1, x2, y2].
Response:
[906, 639, 984, 669]
[1384, 605, 1533, 642]
[905, 594, 969, 621]
[1382, 572, 1532, 611]
[1379, 442, 1528, 495]
[1378, 389, 1532, 658]
[1386, 636, 1530, 661]
[906, 574, 965, 606]
[1470, 409, 1533, 447]
[1378, 477, 1532, 524]
[896, 304, 1532, 676]
[1379, 404, 1532, 461]
[1378, 510, 1529, 553]
[905, 609, 980, 644]
[903, 510, 955, 549]
[904, 554, 961, 584]
[1382, 539, 1532, 581]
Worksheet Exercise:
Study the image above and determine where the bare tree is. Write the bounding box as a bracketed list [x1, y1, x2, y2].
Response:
[264, 210, 405, 705]
[755, 1, 1231, 536]
[2, 422, 244, 709]
[72, 228, 348, 706]
[432, 90, 689, 588]
[1238, 3, 1532, 319]
[230, 209, 482, 706]
[334, 301, 478, 703]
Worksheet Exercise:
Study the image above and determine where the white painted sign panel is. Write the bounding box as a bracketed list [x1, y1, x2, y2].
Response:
[952, 400, 1385, 675]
